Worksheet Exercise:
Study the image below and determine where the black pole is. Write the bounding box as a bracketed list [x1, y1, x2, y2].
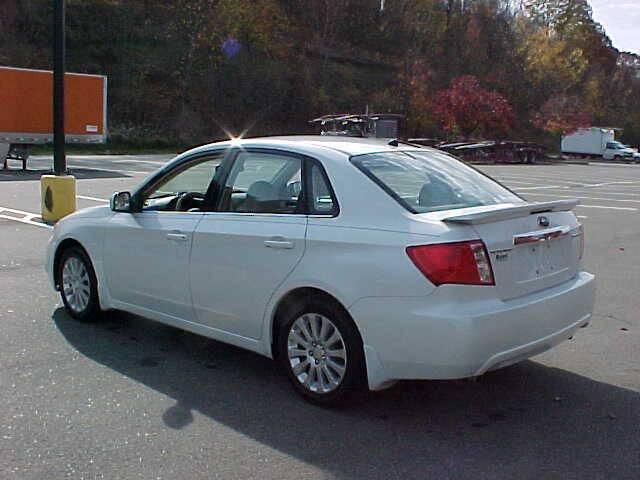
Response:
[53, 0, 66, 175]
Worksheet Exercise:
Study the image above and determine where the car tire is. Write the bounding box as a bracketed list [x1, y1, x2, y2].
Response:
[277, 296, 367, 406]
[57, 246, 101, 322]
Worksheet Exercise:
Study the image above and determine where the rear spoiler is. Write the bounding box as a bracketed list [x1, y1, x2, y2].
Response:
[441, 199, 579, 225]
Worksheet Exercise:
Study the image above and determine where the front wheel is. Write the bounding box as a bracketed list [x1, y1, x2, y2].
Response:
[277, 297, 366, 405]
[58, 246, 101, 322]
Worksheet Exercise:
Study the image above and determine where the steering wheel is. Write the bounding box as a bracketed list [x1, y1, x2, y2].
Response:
[175, 192, 204, 211]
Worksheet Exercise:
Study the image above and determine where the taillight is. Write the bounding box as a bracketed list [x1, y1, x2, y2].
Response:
[406, 240, 495, 286]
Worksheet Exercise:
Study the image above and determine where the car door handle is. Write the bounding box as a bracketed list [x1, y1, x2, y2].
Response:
[166, 232, 189, 242]
[264, 238, 294, 249]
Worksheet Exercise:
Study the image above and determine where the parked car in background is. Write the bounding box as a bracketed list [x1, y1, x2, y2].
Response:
[46, 136, 595, 405]
[561, 127, 640, 162]
[601, 141, 640, 162]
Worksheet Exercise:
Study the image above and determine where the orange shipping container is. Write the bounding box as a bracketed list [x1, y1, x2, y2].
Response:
[0, 66, 107, 144]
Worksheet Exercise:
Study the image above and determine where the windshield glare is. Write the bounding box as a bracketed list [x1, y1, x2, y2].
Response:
[351, 150, 523, 214]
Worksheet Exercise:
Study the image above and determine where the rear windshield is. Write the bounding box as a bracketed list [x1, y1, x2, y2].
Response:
[351, 150, 522, 213]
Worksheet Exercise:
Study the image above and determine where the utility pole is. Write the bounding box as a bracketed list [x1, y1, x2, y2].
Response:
[53, 0, 66, 175]
[42, 0, 75, 223]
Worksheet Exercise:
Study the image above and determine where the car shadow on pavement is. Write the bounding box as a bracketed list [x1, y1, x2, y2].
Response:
[0, 167, 130, 182]
[52, 308, 640, 480]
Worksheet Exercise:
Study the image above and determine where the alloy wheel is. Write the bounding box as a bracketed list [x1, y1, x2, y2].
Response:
[287, 313, 347, 394]
[62, 256, 91, 313]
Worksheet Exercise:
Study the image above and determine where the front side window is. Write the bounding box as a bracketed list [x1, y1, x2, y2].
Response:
[351, 150, 522, 214]
[142, 155, 223, 212]
[219, 152, 303, 214]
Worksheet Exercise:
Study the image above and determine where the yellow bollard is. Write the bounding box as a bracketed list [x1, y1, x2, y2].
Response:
[41, 174, 76, 223]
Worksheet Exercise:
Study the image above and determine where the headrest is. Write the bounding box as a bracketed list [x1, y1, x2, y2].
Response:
[246, 181, 276, 201]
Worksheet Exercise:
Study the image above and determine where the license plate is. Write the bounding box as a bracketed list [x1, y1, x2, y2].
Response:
[522, 239, 566, 278]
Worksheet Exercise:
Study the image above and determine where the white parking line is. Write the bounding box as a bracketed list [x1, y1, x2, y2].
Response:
[590, 184, 640, 190]
[576, 205, 637, 211]
[498, 174, 640, 188]
[523, 192, 640, 204]
[581, 180, 640, 188]
[77, 195, 108, 202]
[589, 162, 640, 167]
[494, 173, 587, 185]
[69, 165, 151, 175]
[110, 159, 169, 166]
[0, 206, 52, 229]
[515, 185, 564, 190]
[516, 187, 640, 197]
[494, 179, 541, 185]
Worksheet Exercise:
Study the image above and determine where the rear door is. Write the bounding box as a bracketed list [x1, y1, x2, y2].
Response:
[189, 149, 308, 339]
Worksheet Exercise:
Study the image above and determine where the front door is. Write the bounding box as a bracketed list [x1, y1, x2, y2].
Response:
[104, 212, 202, 319]
[190, 150, 307, 339]
[104, 154, 223, 320]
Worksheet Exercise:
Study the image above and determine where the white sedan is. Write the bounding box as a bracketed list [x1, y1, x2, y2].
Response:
[47, 136, 595, 404]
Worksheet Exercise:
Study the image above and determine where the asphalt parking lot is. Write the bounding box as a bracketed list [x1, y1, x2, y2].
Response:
[1, 155, 639, 479]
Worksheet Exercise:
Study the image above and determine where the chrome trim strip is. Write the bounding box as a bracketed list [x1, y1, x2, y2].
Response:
[513, 226, 572, 246]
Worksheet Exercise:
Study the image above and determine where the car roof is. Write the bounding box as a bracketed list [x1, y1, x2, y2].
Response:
[184, 135, 433, 158]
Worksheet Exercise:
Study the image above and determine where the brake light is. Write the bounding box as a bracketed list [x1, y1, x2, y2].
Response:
[406, 240, 495, 286]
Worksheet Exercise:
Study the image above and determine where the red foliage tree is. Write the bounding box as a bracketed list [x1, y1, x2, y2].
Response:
[532, 95, 592, 135]
[432, 75, 514, 138]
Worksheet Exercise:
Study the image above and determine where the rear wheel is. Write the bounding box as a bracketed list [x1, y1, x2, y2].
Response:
[58, 246, 101, 322]
[277, 297, 366, 405]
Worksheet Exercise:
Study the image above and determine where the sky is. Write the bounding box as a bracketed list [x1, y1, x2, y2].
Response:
[590, 0, 640, 54]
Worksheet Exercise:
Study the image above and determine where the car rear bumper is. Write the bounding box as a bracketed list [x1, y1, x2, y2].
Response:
[349, 271, 595, 390]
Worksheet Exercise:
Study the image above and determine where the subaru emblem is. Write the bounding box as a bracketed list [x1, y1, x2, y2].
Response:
[538, 216, 550, 227]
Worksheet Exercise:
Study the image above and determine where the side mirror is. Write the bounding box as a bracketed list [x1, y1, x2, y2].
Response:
[110, 191, 132, 212]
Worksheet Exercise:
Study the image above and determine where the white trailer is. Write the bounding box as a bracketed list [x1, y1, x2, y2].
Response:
[561, 127, 639, 162]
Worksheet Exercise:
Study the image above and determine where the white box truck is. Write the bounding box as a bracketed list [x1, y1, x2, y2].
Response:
[561, 127, 639, 162]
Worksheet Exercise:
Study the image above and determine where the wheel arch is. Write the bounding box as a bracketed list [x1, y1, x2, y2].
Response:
[269, 286, 363, 360]
[53, 238, 89, 290]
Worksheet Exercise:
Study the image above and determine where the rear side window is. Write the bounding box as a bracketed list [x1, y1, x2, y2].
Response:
[220, 152, 303, 214]
[351, 150, 522, 213]
[309, 163, 337, 215]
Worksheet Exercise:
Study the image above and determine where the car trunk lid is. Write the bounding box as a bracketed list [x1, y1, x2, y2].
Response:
[422, 201, 583, 300]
